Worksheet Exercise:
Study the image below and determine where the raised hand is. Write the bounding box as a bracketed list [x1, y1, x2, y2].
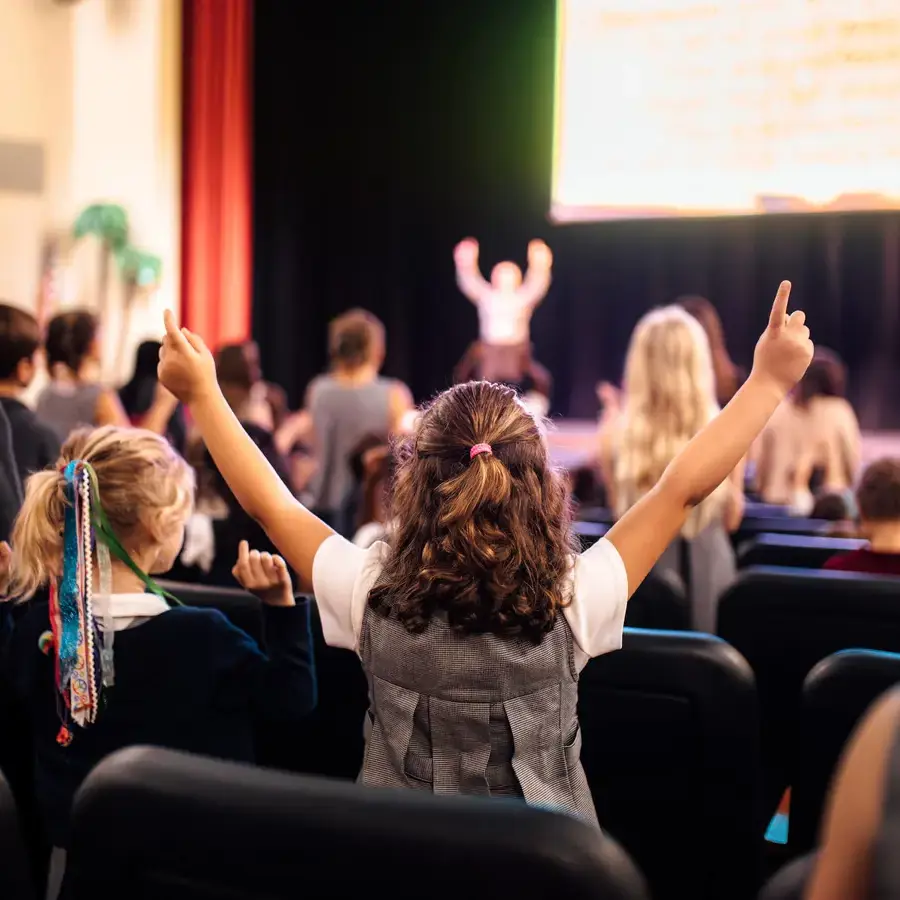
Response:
[751, 281, 814, 397]
[454, 238, 479, 268]
[527, 239, 553, 269]
[231, 539, 295, 608]
[157, 310, 217, 406]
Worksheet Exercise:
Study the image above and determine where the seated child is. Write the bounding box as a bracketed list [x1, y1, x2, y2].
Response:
[0, 303, 61, 483]
[2, 426, 316, 865]
[824, 458, 900, 575]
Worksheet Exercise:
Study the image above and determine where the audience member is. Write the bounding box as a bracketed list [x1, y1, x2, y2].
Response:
[1, 426, 315, 885]
[35, 310, 129, 439]
[302, 309, 412, 535]
[824, 458, 900, 575]
[351, 440, 392, 548]
[811, 491, 859, 538]
[119, 340, 187, 454]
[215, 340, 287, 433]
[0, 304, 60, 483]
[756, 348, 861, 506]
[805, 687, 900, 900]
[599, 305, 744, 632]
[157, 280, 812, 819]
[677, 295, 745, 406]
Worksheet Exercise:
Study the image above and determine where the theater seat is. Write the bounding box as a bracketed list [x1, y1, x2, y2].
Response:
[579, 628, 762, 900]
[158, 580, 264, 645]
[737, 533, 865, 570]
[69, 746, 650, 900]
[790, 649, 900, 856]
[717, 568, 900, 817]
[573, 519, 609, 549]
[624, 569, 690, 631]
[0, 767, 33, 900]
[733, 517, 829, 548]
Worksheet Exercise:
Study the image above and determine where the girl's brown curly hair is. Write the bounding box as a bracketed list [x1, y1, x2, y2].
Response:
[368, 381, 577, 643]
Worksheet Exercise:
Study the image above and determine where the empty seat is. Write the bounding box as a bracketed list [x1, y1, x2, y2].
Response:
[737, 533, 865, 570]
[733, 517, 830, 547]
[0, 766, 34, 900]
[624, 569, 690, 631]
[68, 746, 650, 900]
[579, 628, 763, 900]
[717, 568, 900, 816]
[790, 650, 900, 856]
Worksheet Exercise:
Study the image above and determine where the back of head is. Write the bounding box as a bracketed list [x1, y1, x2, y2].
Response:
[9, 426, 195, 600]
[856, 458, 900, 524]
[215, 343, 257, 391]
[0, 303, 40, 382]
[328, 309, 385, 371]
[45, 310, 98, 374]
[369, 381, 575, 643]
[810, 491, 853, 522]
[616, 306, 724, 537]
[120, 341, 162, 415]
[796, 348, 846, 407]
[676, 294, 739, 404]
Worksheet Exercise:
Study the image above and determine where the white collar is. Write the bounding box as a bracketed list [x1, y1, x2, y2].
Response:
[92, 593, 170, 631]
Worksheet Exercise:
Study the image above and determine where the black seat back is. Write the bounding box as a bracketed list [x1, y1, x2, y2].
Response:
[579, 628, 762, 900]
[737, 533, 865, 570]
[0, 766, 34, 900]
[733, 517, 829, 547]
[791, 650, 900, 855]
[158, 580, 264, 645]
[624, 570, 690, 631]
[69, 746, 650, 900]
[717, 568, 900, 815]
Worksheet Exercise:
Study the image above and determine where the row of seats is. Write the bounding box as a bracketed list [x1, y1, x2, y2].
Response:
[4, 577, 896, 899]
[3, 746, 651, 900]
[165, 581, 900, 898]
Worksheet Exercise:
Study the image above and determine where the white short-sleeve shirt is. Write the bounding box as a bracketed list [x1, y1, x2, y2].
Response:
[312, 535, 629, 670]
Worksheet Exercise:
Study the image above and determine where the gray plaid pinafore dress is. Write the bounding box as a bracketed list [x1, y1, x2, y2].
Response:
[357, 604, 598, 825]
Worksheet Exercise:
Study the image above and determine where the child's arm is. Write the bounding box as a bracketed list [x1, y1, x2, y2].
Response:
[603, 282, 813, 597]
[518, 239, 553, 306]
[158, 312, 332, 590]
[454, 238, 490, 304]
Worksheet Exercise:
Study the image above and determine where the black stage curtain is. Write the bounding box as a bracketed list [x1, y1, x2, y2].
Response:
[253, 0, 900, 429]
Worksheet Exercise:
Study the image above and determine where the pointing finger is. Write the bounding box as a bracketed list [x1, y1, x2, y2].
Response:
[768, 281, 792, 329]
[238, 539, 249, 568]
[163, 310, 191, 349]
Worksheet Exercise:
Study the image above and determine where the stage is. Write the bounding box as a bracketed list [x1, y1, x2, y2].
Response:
[545, 419, 900, 472]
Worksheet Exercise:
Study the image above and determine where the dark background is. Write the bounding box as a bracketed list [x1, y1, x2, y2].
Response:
[252, 0, 900, 428]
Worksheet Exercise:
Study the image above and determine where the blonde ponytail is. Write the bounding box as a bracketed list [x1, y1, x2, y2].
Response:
[9, 468, 67, 600]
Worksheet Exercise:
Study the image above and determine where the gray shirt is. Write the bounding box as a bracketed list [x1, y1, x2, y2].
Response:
[35, 382, 103, 442]
[306, 375, 395, 512]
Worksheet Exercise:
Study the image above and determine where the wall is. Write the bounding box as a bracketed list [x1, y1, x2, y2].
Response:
[0, 0, 181, 383]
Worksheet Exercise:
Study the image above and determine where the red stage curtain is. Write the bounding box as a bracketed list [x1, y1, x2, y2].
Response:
[181, 0, 253, 347]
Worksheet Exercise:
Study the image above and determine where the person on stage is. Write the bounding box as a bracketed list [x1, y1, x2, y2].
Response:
[452, 237, 553, 400]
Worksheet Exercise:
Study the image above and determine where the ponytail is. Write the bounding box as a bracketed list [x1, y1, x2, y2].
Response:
[9, 469, 67, 600]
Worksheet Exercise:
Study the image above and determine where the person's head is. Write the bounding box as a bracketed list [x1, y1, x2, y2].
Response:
[795, 348, 846, 407]
[215, 341, 262, 391]
[0, 303, 41, 388]
[856, 458, 900, 539]
[616, 305, 724, 536]
[490, 261, 523, 293]
[328, 309, 385, 372]
[9, 426, 195, 600]
[45, 310, 100, 376]
[810, 491, 854, 523]
[676, 295, 740, 405]
[132, 340, 162, 380]
[368, 381, 576, 643]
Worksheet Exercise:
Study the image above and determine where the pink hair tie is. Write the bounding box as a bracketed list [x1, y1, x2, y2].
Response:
[470, 443, 492, 460]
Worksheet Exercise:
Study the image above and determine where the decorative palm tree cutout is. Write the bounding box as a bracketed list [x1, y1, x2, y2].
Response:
[73, 203, 162, 373]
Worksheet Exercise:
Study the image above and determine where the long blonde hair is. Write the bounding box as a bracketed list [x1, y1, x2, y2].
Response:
[9, 427, 195, 600]
[613, 306, 727, 538]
